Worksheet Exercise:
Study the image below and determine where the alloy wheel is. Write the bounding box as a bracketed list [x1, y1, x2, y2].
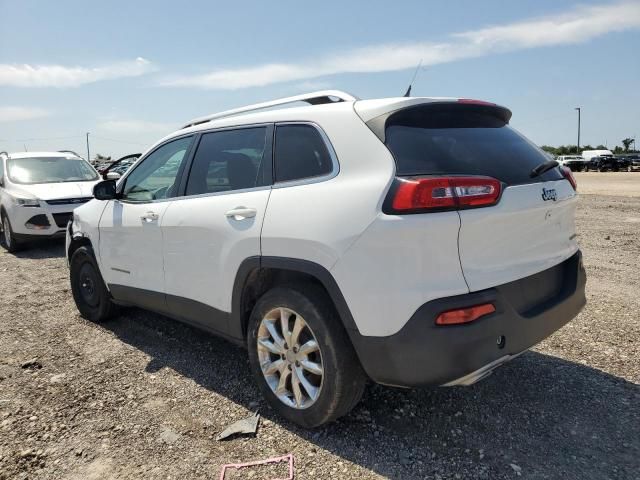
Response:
[257, 307, 324, 409]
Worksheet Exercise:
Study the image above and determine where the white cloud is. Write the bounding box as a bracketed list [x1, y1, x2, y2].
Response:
[161, 1, 640, 90]
[0, 57, 154, 88]
[0, 106, 50, 122]
[97, 119, 175, 135]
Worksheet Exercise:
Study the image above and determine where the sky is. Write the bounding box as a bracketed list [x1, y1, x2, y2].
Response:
[1, 0, 639, 159]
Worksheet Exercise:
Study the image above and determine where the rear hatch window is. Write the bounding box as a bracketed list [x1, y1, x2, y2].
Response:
[384, 103, 563, 185]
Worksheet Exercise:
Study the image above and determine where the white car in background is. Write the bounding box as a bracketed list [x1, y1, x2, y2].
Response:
[556, 155, 585, 172]
[0, 151, 101, 252]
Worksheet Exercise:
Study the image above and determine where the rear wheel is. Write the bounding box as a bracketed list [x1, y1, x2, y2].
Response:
[247, 285, 366, 428]
[70, 246, 117, 322]
[0, 213, 22, 253]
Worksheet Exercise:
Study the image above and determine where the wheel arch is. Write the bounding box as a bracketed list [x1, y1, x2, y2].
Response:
[231, 256, 359, 341]
[67, 233, 95, 263]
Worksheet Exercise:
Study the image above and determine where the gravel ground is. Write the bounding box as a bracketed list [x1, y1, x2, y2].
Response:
[1, 189, 639, 479]
[573, 172, 640, 197]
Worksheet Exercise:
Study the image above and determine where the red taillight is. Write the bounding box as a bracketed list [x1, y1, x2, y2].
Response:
[435, 303, 496, 326]
[391, 176, 502, 213]
[560, 166, 577, 191]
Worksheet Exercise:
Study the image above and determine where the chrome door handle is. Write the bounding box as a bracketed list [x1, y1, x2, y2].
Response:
[225, 207, 257, 220]
[141, 211, 159, 223]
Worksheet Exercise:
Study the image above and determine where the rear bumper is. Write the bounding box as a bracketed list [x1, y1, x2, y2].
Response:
[351, 251, 586, 387]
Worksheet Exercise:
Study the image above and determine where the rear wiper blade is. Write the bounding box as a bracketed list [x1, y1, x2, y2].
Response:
[530, 160, 559, 178]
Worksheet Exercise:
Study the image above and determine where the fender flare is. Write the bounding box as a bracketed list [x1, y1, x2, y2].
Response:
[230, 256, 359, 339]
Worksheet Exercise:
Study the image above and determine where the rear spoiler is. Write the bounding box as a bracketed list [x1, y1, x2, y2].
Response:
[356, 98, 512, 144]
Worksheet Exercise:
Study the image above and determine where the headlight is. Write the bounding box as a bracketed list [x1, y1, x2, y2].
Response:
[13, 197, 40, 207]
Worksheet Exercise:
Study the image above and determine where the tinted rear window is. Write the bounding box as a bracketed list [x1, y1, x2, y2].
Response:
[385, 104, 562, 185]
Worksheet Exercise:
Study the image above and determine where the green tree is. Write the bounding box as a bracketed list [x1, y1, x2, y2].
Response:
[622, 138, 634, 152]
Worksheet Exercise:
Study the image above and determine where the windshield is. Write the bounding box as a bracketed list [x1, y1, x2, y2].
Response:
[7, 157, 99, 184]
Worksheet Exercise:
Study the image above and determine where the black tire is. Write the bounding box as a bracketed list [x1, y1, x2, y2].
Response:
[247, 285, 366, 428]
[0, 212, 22, 253]
[70, 246, 117, 322]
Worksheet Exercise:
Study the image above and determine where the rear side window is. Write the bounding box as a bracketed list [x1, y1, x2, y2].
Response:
[186, 127, 268, 196]
[385, 104, 563, 185]
[274, 124, 333, 183]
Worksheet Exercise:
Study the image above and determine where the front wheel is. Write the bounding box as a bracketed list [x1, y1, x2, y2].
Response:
[247, 285, 366, 428]
[0, 213, 22, 253]
[70, 246, 117, 322]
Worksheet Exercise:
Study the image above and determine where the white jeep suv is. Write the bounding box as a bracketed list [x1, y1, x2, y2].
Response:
[1, 151, 100, 252]
[66, 91, 586, 427]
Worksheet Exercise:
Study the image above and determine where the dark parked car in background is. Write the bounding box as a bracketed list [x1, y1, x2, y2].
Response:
[614, 155, 630, 171]
[618, 154, 640, 172]
[585, 155, 618, 172]
[99, 153, 141, 179]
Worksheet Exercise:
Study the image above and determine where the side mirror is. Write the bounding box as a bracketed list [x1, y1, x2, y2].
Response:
[93, 180, 118, 200]
[105, 171, 121, 180]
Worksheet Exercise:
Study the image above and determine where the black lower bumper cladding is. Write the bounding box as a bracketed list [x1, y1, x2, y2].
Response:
[351, 251, 587, 387]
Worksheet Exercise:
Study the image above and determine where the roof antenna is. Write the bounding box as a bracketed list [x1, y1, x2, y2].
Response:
[404, 59, 423, 97]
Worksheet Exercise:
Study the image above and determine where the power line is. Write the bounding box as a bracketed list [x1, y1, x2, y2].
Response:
[3, 134, 147, 146]
[8, 134, 85, 142]
[91, 135, 148, 146]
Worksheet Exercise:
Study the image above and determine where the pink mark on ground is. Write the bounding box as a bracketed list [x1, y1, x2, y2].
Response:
[219, 453, 294, 480]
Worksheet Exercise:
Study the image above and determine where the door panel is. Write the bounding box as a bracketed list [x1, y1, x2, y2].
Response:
[98, 135, 194, 305]
[160, 125, 272, 334]
[162, 190, 270, 325]
[99, 200, 170, 295]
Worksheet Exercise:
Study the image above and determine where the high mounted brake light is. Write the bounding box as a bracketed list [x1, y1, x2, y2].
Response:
[389, 176, 502, 213]
[560, 166, 577, 191]
[457, 99, 496, 106]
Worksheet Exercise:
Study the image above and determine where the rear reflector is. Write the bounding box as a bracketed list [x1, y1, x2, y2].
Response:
[391, 176, 502, 213]
[436, 303, 496, 326]
[560, 166, 577, 191]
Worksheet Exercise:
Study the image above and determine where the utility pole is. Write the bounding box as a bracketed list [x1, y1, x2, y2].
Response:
[86, 132, 90, 163]
[574, 107, 581, 154]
